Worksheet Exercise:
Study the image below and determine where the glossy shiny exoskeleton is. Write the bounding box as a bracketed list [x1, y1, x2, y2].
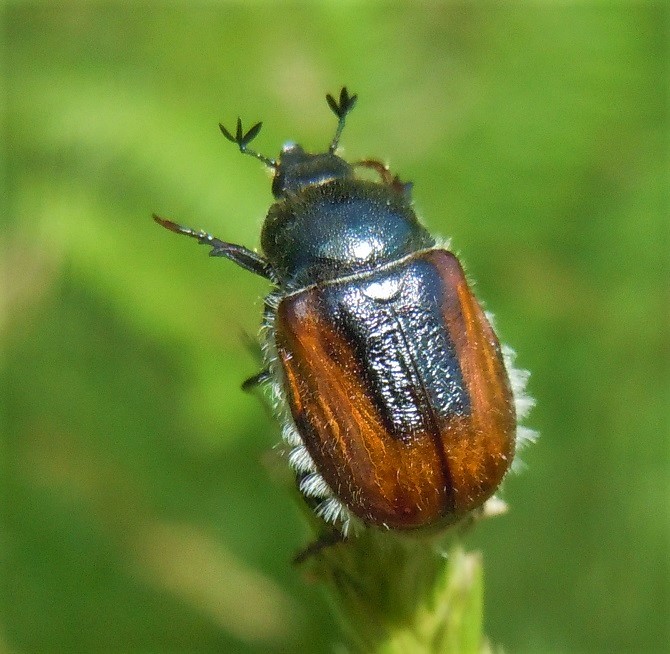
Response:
[155, 88, 519, 532]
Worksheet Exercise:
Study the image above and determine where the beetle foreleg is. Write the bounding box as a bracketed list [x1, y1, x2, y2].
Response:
[153, 214, 274, 280]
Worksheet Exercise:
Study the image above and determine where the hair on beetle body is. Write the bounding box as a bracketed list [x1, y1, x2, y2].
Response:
[154, 87, 534, 537]
[258, 291, 356, 533]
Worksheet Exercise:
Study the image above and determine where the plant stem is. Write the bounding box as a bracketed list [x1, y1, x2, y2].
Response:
[302, 527, 487, 654]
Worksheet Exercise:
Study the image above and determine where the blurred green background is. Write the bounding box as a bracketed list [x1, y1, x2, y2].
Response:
[4, 3, 667, 653]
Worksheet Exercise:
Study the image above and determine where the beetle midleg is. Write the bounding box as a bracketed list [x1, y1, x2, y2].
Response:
[241, 368, 272, 391]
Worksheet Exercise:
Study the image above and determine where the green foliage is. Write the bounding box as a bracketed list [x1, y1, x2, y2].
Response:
[3, 4, 666, 653]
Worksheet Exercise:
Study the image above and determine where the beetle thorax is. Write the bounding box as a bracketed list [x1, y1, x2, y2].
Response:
[261, 177, 435, 289]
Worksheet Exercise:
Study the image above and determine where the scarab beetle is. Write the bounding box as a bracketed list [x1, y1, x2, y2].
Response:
[155, 88, 533, 533]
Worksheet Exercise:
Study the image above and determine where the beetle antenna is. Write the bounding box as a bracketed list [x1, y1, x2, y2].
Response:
[219, 118, 277, 169]
[326, 87, 358, 153]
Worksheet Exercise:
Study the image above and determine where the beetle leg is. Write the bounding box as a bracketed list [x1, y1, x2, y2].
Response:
[353, 158, 393, 184]
[293, 530, 347, 565]
[241, 368, 272, 392]
[353, 159, 413, 198]
[153, 214, 275, 280]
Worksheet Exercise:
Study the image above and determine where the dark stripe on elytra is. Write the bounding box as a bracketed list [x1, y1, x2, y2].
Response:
[325, 259, 471, 441]
[386, 303, 456, 513]
[323, 298, 457, 513]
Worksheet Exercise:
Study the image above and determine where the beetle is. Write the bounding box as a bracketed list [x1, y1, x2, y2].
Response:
[155, 88, 532, 534]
